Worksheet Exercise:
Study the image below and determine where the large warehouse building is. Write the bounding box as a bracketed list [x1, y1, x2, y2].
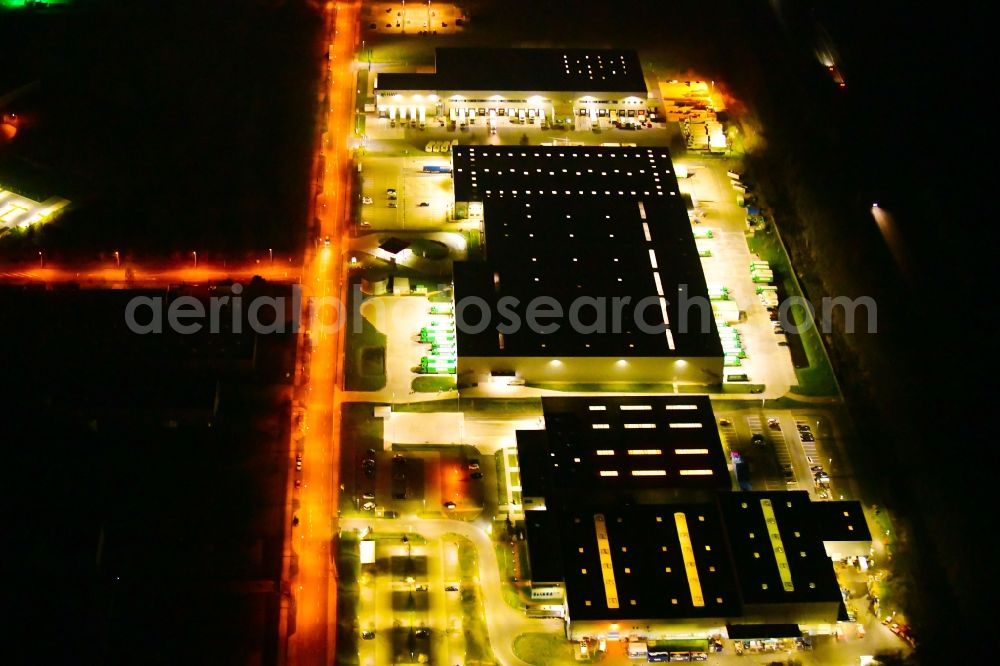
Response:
[374, 47, 651, 128]
[518, 397, 873, 642]
[518, 395, 731, 510]
[450, 145, 724, 387]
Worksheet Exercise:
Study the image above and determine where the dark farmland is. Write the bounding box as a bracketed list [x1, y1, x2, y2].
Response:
[0, 0, 323, 263]
[1, 285, 297, 665]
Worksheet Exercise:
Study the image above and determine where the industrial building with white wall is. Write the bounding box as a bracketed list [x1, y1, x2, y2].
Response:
[450, 145, 725, 388]
[516, 397, 874, 644]
[374, 47, 652, 127]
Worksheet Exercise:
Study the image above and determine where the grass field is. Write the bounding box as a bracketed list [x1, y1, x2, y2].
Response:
[513, 633, 581, 666]
[345, 281, 388, 391]
[748, 228, 840, 397]
[453, 535, 498, 664]
[411, 375, 456, 392]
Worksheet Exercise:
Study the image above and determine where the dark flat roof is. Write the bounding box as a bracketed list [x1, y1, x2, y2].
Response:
[376, 48, 647, 94]
[725, 624, 802, 639]
[378, 237, 410, 255]
[716, 492, 842, 607]
[524, 511, 565, 584]
[452, 146, 722, 359]
[516, 429, 555, 503]
[562, 505, 740, 621]
[810, 500, 872, 544]
[518, 397, 730, 505]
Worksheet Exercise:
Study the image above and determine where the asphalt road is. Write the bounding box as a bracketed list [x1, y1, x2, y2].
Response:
[0, 262, 301, 288]
[284, 2, 360, 665]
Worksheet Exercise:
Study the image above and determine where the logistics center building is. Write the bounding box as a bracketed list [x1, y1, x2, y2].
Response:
[450, 145, 724, 387]
[374, 47, 651, 127]
[518, 397, 873, 641]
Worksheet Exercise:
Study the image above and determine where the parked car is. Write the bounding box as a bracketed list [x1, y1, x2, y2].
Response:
[361, 630, 375, 640]
[361, 196, 373, 204]
[443, 501, 456, 509]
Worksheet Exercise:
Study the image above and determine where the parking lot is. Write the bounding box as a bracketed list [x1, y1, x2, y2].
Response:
[714, 406, 841, 501]
[362, 2, 465, 35]
[357, 155, 457, 231]
[675, 158, 798, 395]
[364, 111, 675, 152]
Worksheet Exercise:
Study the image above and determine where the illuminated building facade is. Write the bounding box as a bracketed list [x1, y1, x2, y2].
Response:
[375, 47, 650, 126]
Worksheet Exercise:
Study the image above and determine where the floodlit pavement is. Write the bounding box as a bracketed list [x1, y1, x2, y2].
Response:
[363, 1, 465, 35]
[356, 156, 457, 231]
[356, 534, 465, 666]
[380, 412, 544, 454]
[676, 157, 797, 397]
[353, 295, 458, 403]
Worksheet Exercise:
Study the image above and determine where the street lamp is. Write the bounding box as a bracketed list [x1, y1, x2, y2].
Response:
[114, 250, 120, 268]
[269, 248, 273, 265]
[192, 251, 198, 268]
[38, 251, 43, 268]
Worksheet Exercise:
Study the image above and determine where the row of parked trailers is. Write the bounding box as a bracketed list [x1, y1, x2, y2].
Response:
[417, 305, 457, 374]
[706, 282, 746, 367]
[696, 225, 749, 380]
[750, 259, 773, 284]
